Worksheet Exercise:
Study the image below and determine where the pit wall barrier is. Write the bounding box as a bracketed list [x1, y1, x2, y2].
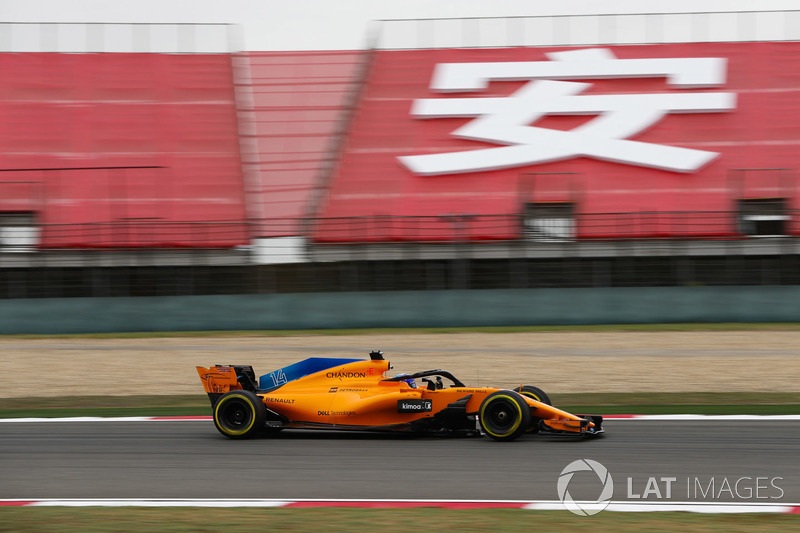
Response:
[1, 286, 798, 334]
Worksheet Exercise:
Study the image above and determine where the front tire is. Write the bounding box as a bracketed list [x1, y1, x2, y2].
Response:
[514, 385, 551, 406]
[213, 390, 266, 439]
[514, 385, 551, 433]
[479, 391, 531, 442]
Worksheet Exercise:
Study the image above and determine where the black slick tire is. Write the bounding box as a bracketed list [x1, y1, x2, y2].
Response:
[514, 385, 551, 406]
[213, 390, 266, 439]
[514, 385, 551, 433]
[478, 390, 532, 442]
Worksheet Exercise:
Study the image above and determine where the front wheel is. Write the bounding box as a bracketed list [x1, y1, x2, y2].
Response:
[478, 391, 531, 442]
[514, 385, 551, 433]
[213, 390, 266, 439]
[514, 385, 551, 406]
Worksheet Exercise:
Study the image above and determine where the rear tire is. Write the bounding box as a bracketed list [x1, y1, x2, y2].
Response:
[213, 390, 266, 439]
[479, 391, 531, 442]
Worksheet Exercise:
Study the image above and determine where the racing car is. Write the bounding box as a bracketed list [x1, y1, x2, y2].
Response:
[196, 351, 603, 441]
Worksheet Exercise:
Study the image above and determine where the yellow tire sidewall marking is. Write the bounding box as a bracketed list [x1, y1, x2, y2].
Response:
[480, 394, 523, 438]
[521, 391, 541, 402]
[215, 393, 258, 436]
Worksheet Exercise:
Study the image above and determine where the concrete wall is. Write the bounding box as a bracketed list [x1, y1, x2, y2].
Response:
[1, 286, 798, 334]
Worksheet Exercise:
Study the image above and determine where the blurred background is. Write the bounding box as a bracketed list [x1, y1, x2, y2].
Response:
[1, 1, 800, 332]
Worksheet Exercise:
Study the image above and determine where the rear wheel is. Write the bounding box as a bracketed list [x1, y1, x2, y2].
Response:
[213, 390, 266, 439]
[479, 391, 531, 442]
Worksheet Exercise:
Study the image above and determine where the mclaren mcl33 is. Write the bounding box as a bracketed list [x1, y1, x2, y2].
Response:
[196, 351, 604, 441]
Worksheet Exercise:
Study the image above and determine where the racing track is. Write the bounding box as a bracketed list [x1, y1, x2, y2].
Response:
[1, 419, 799, 503]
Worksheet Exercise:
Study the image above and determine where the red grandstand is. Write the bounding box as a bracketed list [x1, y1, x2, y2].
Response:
[312, 42, 800, 242]
[0, 52, 247, 248]
[2, 32, 800, 251]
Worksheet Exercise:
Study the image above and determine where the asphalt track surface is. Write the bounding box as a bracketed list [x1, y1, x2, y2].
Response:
[2, 420, 798, 504]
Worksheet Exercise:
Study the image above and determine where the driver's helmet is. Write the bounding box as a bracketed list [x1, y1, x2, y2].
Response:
[394, 373, 417, 388]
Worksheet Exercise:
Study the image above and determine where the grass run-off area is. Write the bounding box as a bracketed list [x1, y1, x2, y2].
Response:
[0, 508, 798, 533]
[1, 392, 799, 418]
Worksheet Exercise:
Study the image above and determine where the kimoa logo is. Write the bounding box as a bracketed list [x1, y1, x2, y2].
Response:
[557, 459, 614, 516]
[399, 48, 736, 175]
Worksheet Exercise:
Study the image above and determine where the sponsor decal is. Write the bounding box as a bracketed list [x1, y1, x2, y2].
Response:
[264, 369, 288, 387]
[399, 48, 735, 175]
[326, 371, 367, 381]
[397, 399, 433, 413]
[264, 397, 295, 404]
[317, 410, 356, 417]
[328, 386, 368, 393]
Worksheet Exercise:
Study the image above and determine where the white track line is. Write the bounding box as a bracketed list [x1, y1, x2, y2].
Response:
[0, 417, 203, 423]
[1, 499, 799, 512]
[523, 501, 800, 513]
[2, 414, 799, 423]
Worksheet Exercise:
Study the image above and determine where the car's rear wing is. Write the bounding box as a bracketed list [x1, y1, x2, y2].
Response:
[196, 365, 257, 406]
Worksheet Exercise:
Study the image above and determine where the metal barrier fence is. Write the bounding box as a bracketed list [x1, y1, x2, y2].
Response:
[306, 210, 800, 243]
[0, 210, 797, 253]
[0, 248, 798, 299]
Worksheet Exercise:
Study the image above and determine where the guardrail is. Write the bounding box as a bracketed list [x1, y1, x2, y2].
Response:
[0, 210, 796, 252]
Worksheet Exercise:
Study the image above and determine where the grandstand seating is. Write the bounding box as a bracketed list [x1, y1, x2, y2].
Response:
[0, 52, 247, 247]
[3, 41, 800, 249]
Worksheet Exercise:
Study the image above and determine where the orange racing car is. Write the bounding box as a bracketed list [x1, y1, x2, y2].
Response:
[196, 351, 603, 441]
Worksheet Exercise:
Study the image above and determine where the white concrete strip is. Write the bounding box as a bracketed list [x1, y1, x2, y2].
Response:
[3, 414, 800, 423]
[523, 500, 798, 513]
[0, 417, 155, 423]
[0, 416, 212, 423]
[27, 499, 292, 508]
[2, 414, 800, 424]
[2, 499, 798, 512]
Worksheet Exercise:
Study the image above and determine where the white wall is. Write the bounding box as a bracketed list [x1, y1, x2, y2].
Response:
[2, 0, 799, 51]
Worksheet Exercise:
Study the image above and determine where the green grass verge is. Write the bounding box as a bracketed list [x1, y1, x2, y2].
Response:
[0, 508, 797, 533]
[1, 393, 798, 418]
[5, 322, 800, 339]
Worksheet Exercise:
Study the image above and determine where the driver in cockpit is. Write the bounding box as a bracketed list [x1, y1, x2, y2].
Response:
[394, 373, 417, 388]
